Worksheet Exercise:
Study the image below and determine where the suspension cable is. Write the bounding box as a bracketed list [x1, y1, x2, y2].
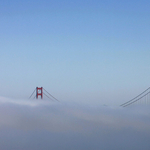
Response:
[43, 93, 54, 101]
[122, 91, 150, 107]
[120, 87, 150, 106]
[29, 89, 36, 99]
[43, 88, 59, 101]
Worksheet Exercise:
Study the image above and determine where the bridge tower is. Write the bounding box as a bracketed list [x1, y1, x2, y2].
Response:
[36, 87, 43, 99]
[29, 87, 59, 101]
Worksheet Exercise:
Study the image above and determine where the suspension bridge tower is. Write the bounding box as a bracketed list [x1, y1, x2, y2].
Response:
[36, 87, 43, 99]
[29, 87, 59, 101]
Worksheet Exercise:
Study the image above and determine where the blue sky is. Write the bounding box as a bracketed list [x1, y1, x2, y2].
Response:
[0, 0, 150, 105]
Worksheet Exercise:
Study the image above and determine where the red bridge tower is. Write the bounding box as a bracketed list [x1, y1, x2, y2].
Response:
[36, 87, 43, 99]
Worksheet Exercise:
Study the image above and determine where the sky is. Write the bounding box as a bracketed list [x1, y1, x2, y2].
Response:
[0, 0, 150, 149]
[0, 0, 150, 105]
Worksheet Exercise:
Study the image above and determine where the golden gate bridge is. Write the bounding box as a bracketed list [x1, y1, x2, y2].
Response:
[29, 87, 150, 107]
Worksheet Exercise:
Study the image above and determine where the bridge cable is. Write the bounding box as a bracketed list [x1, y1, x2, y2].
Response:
[43, 88, 59, 102]
[29, 89, 36, 99]
[122, 91, 150, 107]
[43, 93, 54, 101]
[120, 87, 150, 106]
